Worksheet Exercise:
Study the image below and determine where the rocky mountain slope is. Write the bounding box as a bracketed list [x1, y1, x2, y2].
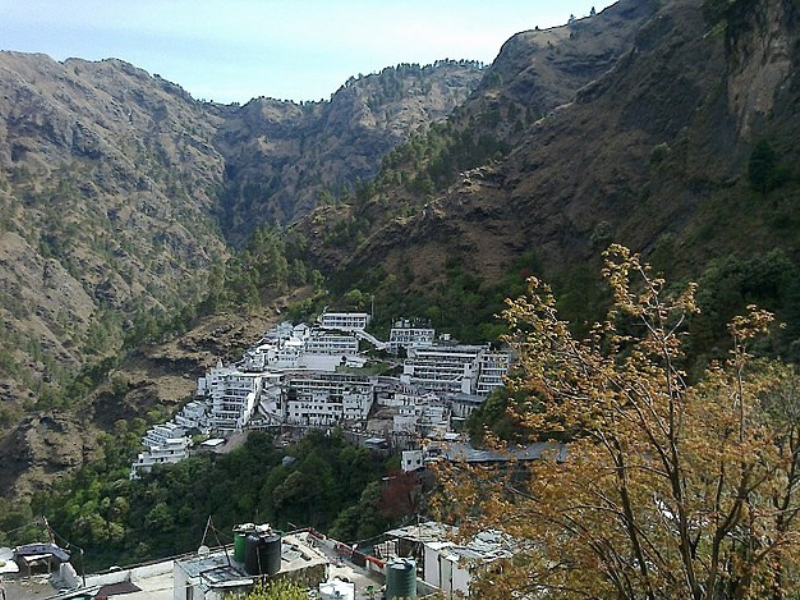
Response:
[291, 0, 657, 271]
[0, 52, 229, 431]
[0, 306, 285, 499]
[6, 0, 798, 504]
[0, 53, 483, 498]
[300, 0, 800, 321]
[213, 61, 485, 242]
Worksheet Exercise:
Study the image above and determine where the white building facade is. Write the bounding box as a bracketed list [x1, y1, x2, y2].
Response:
[278, 372, 375, 426]
[401, 344, 510, 396]
[388, 319, 436, 354]
[131, 437, 192, 479]
[319, 312, 371, 332]
[206, 366, 263, 434]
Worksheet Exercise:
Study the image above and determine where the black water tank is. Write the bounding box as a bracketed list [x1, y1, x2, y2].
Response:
[262, 534, 282, 576]
[244, 532, 282, 576]
[244, 533, 261, 575]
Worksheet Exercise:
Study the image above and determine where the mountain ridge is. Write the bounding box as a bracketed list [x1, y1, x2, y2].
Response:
[0, 51, 486, 498]
[4, 0, 800, 507]
[309, 0, 800, 296]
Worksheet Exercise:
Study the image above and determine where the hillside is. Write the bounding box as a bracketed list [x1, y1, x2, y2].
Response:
[4, 0, 799, 510]
[296, 0, 800, 349]
[290, 0, 657, 272]
[0, 53, 483, 498]
[0, 52, 229, 433]
[213, 61, 485, 242]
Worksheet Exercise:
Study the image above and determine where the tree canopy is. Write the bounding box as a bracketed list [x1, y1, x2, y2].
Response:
[439, 245, 800, 600]
[224, 579, 307, 600]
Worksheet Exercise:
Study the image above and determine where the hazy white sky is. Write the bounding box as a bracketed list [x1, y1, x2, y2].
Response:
[0, 1, 616, 104]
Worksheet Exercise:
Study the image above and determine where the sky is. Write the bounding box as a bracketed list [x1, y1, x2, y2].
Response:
[0, 1, 616, 105]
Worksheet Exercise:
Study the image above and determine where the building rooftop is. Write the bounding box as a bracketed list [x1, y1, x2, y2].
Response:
[440, 441, 566, 463]
[384, 521, 457, 545]
[174, 531, 329, 591]
[200, 438, 226, 448]
[177, 550, 237, 579]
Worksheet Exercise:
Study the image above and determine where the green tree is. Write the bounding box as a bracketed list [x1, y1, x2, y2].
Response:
[224, 579, 307, 600]
[144, 502, 174, 533]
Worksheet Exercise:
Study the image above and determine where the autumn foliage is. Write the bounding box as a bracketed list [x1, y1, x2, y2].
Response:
[439, 245, 800, 600]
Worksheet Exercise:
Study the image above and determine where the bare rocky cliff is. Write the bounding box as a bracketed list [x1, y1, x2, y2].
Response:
[726, 0, 797, 138]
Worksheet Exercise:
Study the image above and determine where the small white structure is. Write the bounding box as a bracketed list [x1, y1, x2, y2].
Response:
[423, 542, 474, 599]
[319, 579, 355, 600]
[389, 319, 435, 354]
[143, 423, 186, 449]
[385, 522, 515, 599]
[207, 365, 263, 434]
[319, 311, 371, 332]
[401, 450, 424, 472]
[174, 401, 211, 433]
[131, 437, 192, 479]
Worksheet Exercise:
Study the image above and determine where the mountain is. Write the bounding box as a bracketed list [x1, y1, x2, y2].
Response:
[290, 0, 657, 272]
[297, 0, 800, 338]
[0, 52, 229, 414]
[0, 53, 483, 498]
[4, 0, 799, 506]
[0, 0, 667, 501]
[213, 61, 485, 242]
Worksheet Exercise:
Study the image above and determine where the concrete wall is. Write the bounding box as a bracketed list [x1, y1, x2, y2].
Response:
[86, 559, 175, 589]
[58, 562, 81, 589]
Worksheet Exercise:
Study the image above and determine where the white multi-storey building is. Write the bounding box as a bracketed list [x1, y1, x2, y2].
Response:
[388, 319, 436, 354]
[305, 330, 359, 355]
[130, 437, 192, 479]
[318, 311, 371, 332]
[206, 366, 263, 434]
[392, 400, 449, 436]
[402, 345, 484, 394]
[402, 344, 511, 396]
[476, 352, 510, 396]
[260, 321, 298, 344]
[142, 422, 186, 449]
[174, 401, 211, 433]
[277, 372, 375, 426]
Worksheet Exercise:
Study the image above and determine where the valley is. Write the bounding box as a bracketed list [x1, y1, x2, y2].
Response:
[2, 0, 800, 597]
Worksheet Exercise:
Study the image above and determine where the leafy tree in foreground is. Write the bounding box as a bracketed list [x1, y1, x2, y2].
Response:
[438, 245, 800, 600]
[224, 579, 306, 600]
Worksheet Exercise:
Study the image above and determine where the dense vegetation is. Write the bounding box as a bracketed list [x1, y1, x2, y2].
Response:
[27, 430, 401, 570]
[441, 247, 800, 600]
[225, 580, 308, 600]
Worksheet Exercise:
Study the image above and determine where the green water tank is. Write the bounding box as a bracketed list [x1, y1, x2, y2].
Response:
[233, 523, 255, 563]
[386, 558, 416, 600]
